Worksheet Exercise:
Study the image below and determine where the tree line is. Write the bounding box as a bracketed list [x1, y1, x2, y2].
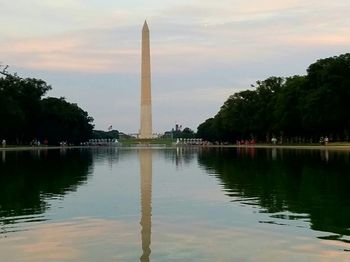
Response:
[197, 53, 350, 143]
[92, 130, 119, 140]
[0, 67, 94, 145]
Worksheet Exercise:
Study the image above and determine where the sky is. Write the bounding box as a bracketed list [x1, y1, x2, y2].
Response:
[1, 0, 349, 134]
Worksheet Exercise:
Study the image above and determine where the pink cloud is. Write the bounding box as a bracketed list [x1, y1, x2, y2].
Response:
[0, 34, 139, 73]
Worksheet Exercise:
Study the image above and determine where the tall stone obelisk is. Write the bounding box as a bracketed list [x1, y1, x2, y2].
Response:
[140, 20, 152, 139]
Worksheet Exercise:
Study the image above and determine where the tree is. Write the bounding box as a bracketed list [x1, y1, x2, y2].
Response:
[197, 53, 350, 142]
[38, 97, 94, 144]
[173, 127, 196, 139]
[181, 127, 195, 138]
[273, 76, 306, 137]
[0, 66, 94, 145]
[197, 118, 215, 141]
[302, 54, 350, 139]
[93, 130, 119, 140]
[0, 67, 51, 143]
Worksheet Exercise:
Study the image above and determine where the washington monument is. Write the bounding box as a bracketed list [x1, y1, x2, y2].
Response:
[140, 20, 152, 139]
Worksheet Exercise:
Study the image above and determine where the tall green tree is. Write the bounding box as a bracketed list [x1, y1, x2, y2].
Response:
[0, 67, 94, 145]
[38, 97, 94, 144]
[197, 53, 350, 142]
[273, 76, 306, 138]
[0, 69, 51, 143]
[302, 54, 350, 138]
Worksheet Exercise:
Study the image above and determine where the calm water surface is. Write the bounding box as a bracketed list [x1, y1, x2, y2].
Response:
[0, 147, 349, 261]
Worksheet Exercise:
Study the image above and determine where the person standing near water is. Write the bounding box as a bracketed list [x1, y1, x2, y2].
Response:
[2, 139, 6, 147]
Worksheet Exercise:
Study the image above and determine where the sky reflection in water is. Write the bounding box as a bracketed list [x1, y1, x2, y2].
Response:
[0, 147, 349, 261]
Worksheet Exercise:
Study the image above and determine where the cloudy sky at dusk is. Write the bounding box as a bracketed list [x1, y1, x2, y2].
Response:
[1, 0, 349, 133]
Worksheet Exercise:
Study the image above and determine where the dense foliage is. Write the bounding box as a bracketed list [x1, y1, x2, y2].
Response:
[173, 127, 196, 139]
[92, 130, 119, 139]
[197, 53, 350, 142]
[0, 68, 94, 145]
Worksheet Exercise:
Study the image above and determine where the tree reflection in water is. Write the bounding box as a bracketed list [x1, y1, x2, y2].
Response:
[198, 148, 350, 241]
[0, 149, 93, 227]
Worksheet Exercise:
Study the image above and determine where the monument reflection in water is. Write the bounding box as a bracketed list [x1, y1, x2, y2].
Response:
[139, 149, 152, 262]
[1, 147, 350, 260]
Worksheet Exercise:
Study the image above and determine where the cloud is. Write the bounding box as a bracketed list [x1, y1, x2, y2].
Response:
[1, 0, 349, 132]
[1, 217, 348, 261]
[0, 218, 141, 261]
[2, 0, 350, 75]
[0, 27, 139, 73]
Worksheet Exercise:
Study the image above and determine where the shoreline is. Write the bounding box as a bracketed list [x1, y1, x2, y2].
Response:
[211, 144, 350, 151]
[0, 146, 84, 151]
[1, 143, 350, 151]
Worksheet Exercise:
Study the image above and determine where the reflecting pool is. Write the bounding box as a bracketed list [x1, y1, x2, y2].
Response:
[0, 147, 349, 261]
